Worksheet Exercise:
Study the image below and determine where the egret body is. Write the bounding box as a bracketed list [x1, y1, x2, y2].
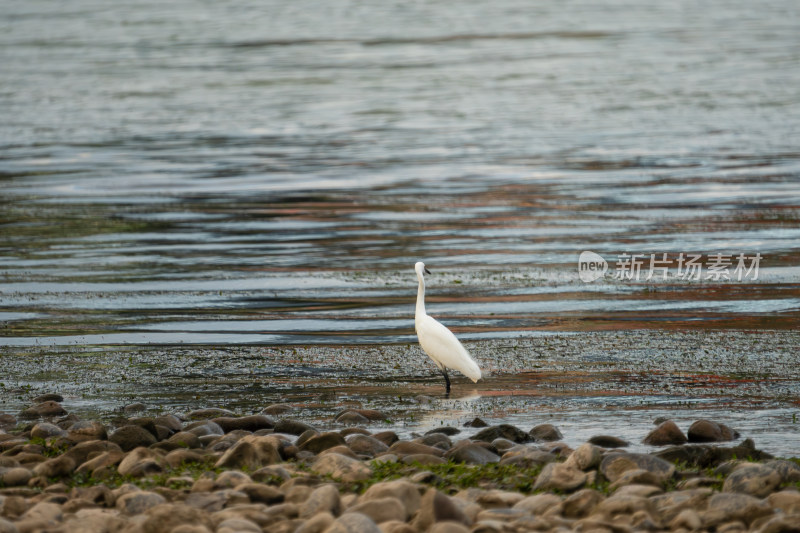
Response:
[414, 261, 481, 393]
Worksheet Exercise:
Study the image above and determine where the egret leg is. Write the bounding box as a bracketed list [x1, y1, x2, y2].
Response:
[440, 368, 451, 394]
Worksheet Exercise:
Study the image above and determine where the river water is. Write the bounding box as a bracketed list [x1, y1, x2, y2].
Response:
[2, 0, 800, 454]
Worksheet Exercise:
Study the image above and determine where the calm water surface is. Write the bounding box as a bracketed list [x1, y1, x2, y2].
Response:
[2, 0, 800, 453]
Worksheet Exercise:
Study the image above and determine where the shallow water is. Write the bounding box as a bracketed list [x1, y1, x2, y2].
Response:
[2, 0, 800, 453]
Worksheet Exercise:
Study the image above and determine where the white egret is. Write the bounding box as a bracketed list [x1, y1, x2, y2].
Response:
[414, 261, 481, 393]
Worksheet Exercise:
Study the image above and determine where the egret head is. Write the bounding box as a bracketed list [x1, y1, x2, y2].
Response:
[415, 262, 431, 277]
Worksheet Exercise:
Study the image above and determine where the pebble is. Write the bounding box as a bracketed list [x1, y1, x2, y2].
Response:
[0, 408, 794, 533]
[643, 419, 688, 446]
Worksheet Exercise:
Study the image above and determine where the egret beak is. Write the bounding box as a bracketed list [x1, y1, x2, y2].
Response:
[424, 267, 431, 275]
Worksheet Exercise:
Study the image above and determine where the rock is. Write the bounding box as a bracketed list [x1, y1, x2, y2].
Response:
[561, 489, 604, 518]
[66, 420, 107, 442]
[30, 422, 66, 440]
[465, 417, 488, 428]
[212, 415, 275, 433]
[564, 443, 602, 471]
[428, 524, 470, 533]
[261, 403, 293, 416]
[164, 449, 206, 468]
[217, 518, 261, 533]
[235, 483, 285, 505]
[388, 441, 445, 457]
[295, 512, 335, 533]
[654, 438, 773, 468]
[115, 490, 167, 515]
[362, 480, 423, 516]
[215, 435, 281, 469]
[333, 411, 370, 425]
[608, 468, 666, 490]
[643, 420, 688, 446]
[213, 470, 252, 488]
[19, 401, 67, 419]
[532, 462, 588, 492]
[300, 432, 347, 454]
[687, 419, 738, 443]
[122, 403, 147, 414]
[345, 497, 407, 523]
[32, 455, 76, 478]
[139, 503, 215, 533]
[764, 459, 800, 483]
[754, 515, 800, 533]
[588, 435, 629, 448]
[499, 448, 557, 468]
[476, 490, 525, 509]
[61, 509, 126, 533]
[426, 426, 461, 436]
[529, 424, 563, 442]
[64, 439, 122, 466]
[312, 453, 372, 482]
[75, 450, 125, 476]
[512, 493, 563, 515]
[346, 434, 389, 457]
[325, 512, 382, 533]
[0, 414, 16, 429]
[599, 452, 675, 484]
[669, 508, 703, 531]
[33, 393, 64, 403]
[445, 443, 500, 465]
[767, 490, 800, 514]
[413, 488, 471, 531]
[704, 492, 773, 526]
[472, 424, 529, 443]
[722, 463, 782, 498]
[419, 432, 452, 450]
[109, 425, 157, 451]
[371, 431, 399, 447]
[187, 408, 235, 419]
[402, 453, 446, 466]
[274, 418, 317, 435]
[0, 467, 32, 487]
[300, 484, 341, 518]
[591, 494, 655, 521]
[117, 447, 164, 477]
[185, 420, 224, 437]
[166, 431, 201, 449]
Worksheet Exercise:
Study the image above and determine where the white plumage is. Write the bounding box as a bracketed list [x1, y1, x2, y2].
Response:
[414, 261, 481, 392]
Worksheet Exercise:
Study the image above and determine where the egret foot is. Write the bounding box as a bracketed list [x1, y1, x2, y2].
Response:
[441, 368, 451, 394]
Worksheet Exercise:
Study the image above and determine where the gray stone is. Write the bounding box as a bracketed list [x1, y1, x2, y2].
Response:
[0, 467, 32, 487]
[333, 411, 369, 425]
[300, 432, 347, 454]
[32, 454, 76, 478]
[117, 447, 164, 477]
[532, 462, 588, 492]
[30, 422, 66, 440]
[529, 424, 563, 442]
[335, 409, 389, 422]
[588, 435, 629, 448]
[564, 443, 602, 471]
[214, 435, 281, 470]
[346, 434, 389, 457]
[66, 420, 107, 442]
[643, 420, 687, 446]
[722, 463, 782, 498]
[312, 453, 372, 482]
[465, 417, 488, 428]
[187, 408, 234, 419]
[445, 443, 500, 465]
[185, 420, 225, 437]
[512, 493, 563, 515]
[764, 459, 800, 483]
[561, 488, 604, 518]
[295, 512, 334, 533]
[599, 452, 675, 483]
[324, 512, 381, 533]
[274, 418, 316, 435]
[472, 424, 529, 443]
[704, 492, 773, 526]
[301, 484, 341, 518]
[139, 503, 215, 533]
[499, 448, 557, 468]
[109, 425, 157, 451]
[235, 483, 284, 505]
[115, 491, 167, 515]
[212, 415, 275, 433]
[19, 401, 67, 419]
[687, 419, 738, 443]
[362, 480, 423, 516]
[216, 518, 261, 533]
[261, 403, 293, 416]
[345, 497, 407, 523]
[413, 488, 471, 531]
[425, 426, 461, 436]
